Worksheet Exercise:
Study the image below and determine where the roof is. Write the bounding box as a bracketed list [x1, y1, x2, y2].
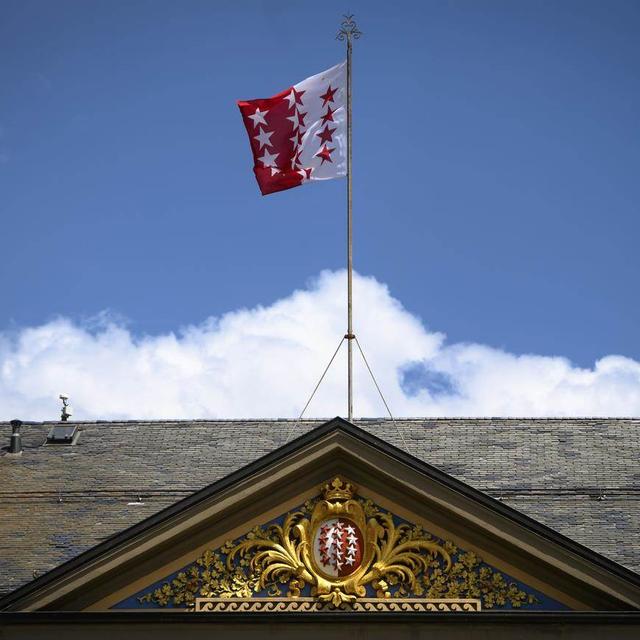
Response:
[1, 417, 639, 598]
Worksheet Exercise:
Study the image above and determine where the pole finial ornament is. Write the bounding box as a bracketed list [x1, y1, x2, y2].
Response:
[336, 14, 362, 41]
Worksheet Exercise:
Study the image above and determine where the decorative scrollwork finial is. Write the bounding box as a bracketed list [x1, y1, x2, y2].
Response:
[336, 13, 362, 41]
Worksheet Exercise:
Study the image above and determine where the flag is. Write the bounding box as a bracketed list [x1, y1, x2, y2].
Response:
[238, 62, 346, 195]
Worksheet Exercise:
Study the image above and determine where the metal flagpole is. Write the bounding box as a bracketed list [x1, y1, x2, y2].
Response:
[337, 15, 361, 422]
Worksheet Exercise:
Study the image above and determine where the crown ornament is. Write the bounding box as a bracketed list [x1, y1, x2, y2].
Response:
[321, 476, 356, 501]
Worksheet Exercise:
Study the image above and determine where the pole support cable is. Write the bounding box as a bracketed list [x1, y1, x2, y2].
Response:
[354, 336, 411, 455]
[284, 336, 346, 445]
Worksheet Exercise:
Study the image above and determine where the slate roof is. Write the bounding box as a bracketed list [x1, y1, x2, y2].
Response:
[1, 417, 639, 597]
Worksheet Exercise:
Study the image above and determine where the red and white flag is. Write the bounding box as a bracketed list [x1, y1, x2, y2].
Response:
[238, 62, 346, 195]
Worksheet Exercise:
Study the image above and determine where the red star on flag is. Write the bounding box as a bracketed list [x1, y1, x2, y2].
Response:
[316, 124, 336, 145]
[321, 105, 336, 125]
[319, 85, 337, 106]
[285, 87, 305, 108]
[316, 144, 334, 164]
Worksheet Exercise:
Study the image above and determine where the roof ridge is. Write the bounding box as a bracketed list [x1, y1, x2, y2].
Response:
[2, 417, 640, 426]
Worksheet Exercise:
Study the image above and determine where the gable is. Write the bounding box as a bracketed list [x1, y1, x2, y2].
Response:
[2, 418, 640, 614]
[3, 416, 640, 600]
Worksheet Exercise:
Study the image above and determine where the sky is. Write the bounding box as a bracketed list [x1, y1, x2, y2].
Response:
[1, 0, 639, 420]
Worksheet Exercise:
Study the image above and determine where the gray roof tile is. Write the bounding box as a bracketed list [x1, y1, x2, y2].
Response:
[1, 418, 639, 596]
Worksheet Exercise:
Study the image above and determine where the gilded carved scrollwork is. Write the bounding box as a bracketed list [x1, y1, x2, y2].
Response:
[138, 477, 537, 610]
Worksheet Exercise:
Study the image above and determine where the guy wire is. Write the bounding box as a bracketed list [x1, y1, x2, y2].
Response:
[354, 336, 410, 455]
[284, 336, 346, 444]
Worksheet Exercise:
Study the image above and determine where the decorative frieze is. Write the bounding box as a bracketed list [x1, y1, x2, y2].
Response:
[194, 597, 482, 613]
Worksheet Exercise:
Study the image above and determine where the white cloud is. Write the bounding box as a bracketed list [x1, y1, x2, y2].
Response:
[1, 270, 640, 421]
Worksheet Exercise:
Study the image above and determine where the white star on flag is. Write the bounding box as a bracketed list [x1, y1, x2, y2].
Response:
[254, 127, 274, 149]
[285, 89, 304, 109]
[248, 107, 268, 128]
[259, 149, 279, 167]
[286, 113, 300, 130]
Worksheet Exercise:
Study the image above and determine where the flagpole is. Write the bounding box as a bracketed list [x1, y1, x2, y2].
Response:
[338, 15, 361, 422]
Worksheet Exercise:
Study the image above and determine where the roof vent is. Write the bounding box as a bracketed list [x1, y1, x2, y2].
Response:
[46, 424, 79, 445]
[9, 419, 23, 454]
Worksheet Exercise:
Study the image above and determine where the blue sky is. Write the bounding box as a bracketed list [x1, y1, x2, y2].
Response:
[1, 1, 639, 419]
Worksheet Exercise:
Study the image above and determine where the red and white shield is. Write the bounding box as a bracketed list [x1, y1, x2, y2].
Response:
[313, 518, 363, 577]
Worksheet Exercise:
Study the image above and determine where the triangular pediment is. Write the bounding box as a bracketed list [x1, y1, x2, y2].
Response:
[2, 417, 640, 613]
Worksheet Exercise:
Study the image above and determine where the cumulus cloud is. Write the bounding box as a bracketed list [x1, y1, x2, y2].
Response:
[1, 270, 639, 420]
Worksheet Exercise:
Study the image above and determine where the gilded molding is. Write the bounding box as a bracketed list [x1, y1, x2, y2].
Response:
[194, 597, 482, 612]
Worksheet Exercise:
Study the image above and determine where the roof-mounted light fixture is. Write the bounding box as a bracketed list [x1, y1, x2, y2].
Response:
[59, 394, 73, 422]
